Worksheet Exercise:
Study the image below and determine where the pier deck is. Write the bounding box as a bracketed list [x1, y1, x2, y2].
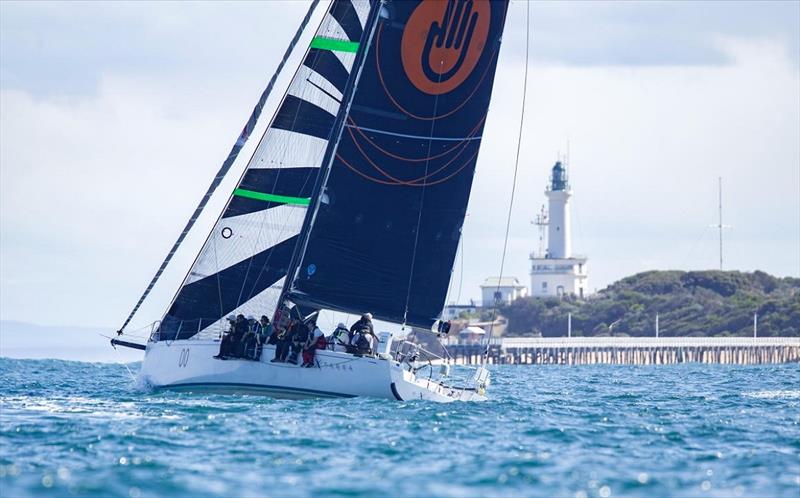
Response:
[446, 337, 800, 365]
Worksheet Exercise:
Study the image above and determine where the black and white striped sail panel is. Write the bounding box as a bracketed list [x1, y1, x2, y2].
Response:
[288, 0, 510, 329]
[159, 0, 373, 341]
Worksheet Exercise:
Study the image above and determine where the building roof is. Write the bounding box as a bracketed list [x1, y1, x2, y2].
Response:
[480, 276, 524, 288]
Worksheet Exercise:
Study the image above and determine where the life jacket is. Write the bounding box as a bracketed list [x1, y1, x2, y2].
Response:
[293, 322, 310, 343]
[332, 328, 348, 346]
[355, 334, 371, 353]
[233, 320, 248, 339]
[274, 308, 291, 333]
[353, 320, 371, 335]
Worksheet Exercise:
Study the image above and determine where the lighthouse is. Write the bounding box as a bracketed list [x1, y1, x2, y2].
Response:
[530, 160, 589, 298]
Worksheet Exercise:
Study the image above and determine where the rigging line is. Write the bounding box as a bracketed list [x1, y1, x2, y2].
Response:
[234, 32, 333, 311]
[443, 239, 458, 311]
[107, 335, 138, 383]
[117, 0, 321, 333]
[238, 208, 306, 308]
[213, 231, 224, 333]
[336, 146, 480, 187]
[306, 77, 343, 104]
[457, 233, 465, 304]
[402, 60, 445, 326]
[239, 158, 322, 306]
[155, 4, 332, 337]
[345, 123, 483, 144]
[280, 1, 384, 304]
[347, 113, 486, 162]
[346, 123, 475, 185]
[485, 0, 531, 361]
[680, 227, 709, 269]
[238, 93, 328, 306]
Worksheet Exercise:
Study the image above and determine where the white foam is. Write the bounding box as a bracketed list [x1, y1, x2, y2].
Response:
[741, 390, 800, 400]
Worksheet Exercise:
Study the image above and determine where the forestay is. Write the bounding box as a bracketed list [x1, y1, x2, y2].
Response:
[159, 0, 373, 340]
[287, 0, 509, 329]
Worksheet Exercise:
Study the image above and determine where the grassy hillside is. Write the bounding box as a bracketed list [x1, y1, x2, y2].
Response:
[499, 270, 800, 337]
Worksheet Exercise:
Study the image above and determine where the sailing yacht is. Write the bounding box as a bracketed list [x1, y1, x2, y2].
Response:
[112, 0, 509, 402]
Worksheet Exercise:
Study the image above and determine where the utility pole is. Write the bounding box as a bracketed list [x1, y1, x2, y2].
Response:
[754, 312, 758, 338]
[655, 313, 659, 338]
[568, 312, 572, 338]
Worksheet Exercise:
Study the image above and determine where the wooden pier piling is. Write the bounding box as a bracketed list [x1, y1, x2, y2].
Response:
[446, 337, 800, 366]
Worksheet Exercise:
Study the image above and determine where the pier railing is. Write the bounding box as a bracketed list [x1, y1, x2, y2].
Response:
[447, 337, 800, 365]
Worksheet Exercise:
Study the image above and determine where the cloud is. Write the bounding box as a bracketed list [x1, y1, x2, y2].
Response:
[501, 0, 800, 67]
[0, 0, 318, 96]
[461, 33, 799, 300]
[1, 1, 798, 328]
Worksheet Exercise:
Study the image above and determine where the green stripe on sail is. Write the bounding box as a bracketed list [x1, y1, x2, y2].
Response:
[310, 36, 359, 53]
[233, 188, 310, 206]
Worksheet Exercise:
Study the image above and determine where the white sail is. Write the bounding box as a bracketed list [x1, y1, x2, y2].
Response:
[159, 0, 372, 340]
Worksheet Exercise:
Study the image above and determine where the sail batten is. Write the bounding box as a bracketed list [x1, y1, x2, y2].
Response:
[233, 189, 311, 206]
[310, 37, 360, 53]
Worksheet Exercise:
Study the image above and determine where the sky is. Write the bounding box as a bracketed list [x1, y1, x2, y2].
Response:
[1, 0, 799, 332]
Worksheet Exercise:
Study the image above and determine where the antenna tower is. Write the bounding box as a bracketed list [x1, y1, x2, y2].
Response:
[709, 177, 732, 270]
[533, 204, 548, 258]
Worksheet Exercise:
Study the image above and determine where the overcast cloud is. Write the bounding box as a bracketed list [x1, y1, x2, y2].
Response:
[1, 0, 798, 330]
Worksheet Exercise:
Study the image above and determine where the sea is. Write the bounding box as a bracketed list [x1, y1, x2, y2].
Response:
[0, 358, 798, 498]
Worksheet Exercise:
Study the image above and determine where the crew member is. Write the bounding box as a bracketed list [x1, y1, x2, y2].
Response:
[329, 322, 350, 352]
[214, 315, 237, 359]
[287, 319, 309, 365]
[350, 313, 375, 354]
[302, 319, 326, 367]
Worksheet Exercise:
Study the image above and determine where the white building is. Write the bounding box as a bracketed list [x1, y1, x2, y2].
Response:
[530, 161, 589, 298]
[442, 302, 479, 320]
[480, 277, 528, 306]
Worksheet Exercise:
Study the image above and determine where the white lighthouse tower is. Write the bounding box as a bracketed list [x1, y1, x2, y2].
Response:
[530, 161, 589, 298]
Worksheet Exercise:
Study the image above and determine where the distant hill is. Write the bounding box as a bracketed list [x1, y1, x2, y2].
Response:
[0, 321, 144, 363]
[499, 270, 800, 337]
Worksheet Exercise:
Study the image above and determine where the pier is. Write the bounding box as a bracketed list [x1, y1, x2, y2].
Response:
[446, 337, 800, 365]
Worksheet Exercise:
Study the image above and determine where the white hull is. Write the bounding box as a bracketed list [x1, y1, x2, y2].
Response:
[138, 340, 487, 402]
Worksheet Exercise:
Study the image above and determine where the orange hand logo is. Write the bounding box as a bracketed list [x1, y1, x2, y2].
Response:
[401, 0, 490, 96]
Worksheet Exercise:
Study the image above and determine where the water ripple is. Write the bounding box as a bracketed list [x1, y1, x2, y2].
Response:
[1, 358, 799, 497]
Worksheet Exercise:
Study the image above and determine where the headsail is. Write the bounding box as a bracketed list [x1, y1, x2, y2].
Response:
[286, 0, 509, 329]
[117, 0, 320, 335]
[159, 0, 373, 340]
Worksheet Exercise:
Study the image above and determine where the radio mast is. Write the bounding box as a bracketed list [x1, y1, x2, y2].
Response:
[710, 177, 732, 270]
[532, 205, 548, 258]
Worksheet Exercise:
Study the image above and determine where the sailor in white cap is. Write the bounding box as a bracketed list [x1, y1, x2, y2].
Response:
[328, 322, 350, 352]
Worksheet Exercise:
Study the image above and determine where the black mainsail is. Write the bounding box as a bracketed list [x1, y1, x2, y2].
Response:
[286, 0, 509, 329]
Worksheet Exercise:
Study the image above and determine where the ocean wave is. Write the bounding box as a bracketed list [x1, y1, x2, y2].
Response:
[741, 390, 800, 399]
[0, 358, 798, 497]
